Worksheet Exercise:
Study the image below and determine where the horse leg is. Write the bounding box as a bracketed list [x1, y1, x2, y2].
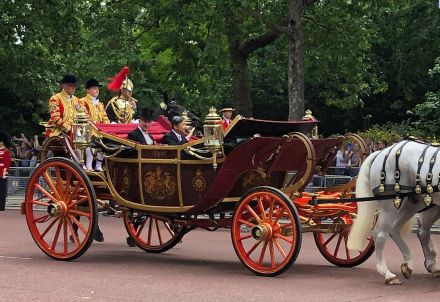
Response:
[387, 199, 419, 280]
[373, 202, 402, 285]
[417, 205, 440, 277]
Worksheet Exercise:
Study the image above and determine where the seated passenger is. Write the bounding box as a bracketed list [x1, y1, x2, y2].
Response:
[127, 108, 157, 145]
[162, 116, 195, 145]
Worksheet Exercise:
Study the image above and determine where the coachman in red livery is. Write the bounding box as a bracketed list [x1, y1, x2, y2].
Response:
[0, 131, 11, 211]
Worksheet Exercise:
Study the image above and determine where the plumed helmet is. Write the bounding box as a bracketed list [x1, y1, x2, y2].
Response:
[120, 78, 133, 92]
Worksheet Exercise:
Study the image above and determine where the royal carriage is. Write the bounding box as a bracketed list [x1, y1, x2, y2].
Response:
[22, 109, 374, 276]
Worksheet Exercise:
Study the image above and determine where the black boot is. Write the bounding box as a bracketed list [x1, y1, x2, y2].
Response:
[94, 225, 104, 242]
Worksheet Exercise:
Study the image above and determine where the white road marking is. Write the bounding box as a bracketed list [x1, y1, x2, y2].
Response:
[0, 255, 31, 260]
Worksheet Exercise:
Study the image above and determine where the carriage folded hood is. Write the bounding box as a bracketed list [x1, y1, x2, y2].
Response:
[223, 117, 318, 141]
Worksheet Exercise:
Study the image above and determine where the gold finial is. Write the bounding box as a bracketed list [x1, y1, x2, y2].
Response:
[302, 109, 315, 121]
[431, 135, 440, 147]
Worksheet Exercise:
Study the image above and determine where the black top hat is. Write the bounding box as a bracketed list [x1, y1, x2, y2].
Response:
[0, 130, 11, 148]
[170, 116, 184, 126]
[85, 78, 102, 89]
[61, 74, 77, 85]
[219, 100, 235, 112]
[139, 108, 158, 122]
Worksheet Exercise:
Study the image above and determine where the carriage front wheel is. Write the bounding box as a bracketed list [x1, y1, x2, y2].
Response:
[123, 211, 186, 253]
[313, 210, 375, 267]
[231, 186, 302, 276]
[24, 157, 98, 260]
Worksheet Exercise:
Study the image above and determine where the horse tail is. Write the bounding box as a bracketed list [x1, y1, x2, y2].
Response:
[347, 151, 380, 251]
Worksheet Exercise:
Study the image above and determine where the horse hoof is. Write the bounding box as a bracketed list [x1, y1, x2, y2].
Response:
[401, 263, 413, 279]
[385, 276, 402, 285]
[432, 270, 440, 278]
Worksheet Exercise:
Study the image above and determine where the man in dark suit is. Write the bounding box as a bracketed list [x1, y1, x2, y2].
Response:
[162, 116, 195, 145]
[127, 108, 157, 144]
[125, 107, 157, 247]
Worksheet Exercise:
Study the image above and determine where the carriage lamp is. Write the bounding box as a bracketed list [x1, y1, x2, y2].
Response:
[302, 109, 318, 139]
[203, 107, 224, 169]
[72, 110, 91, 163]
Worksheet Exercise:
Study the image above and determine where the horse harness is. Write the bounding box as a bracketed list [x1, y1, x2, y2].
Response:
[375, 139, 440, 209]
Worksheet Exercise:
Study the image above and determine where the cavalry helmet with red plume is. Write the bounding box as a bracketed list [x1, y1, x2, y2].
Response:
[107, 66, 133, 92]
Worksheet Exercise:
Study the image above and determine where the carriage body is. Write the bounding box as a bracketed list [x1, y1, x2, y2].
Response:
[22, 114, 374, 276]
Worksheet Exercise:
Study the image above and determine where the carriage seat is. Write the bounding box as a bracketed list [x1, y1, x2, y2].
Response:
[95, 115, 172, 144]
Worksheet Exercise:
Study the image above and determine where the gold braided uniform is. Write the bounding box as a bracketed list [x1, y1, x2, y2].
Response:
[81, 93, 110, 124]
[105, 96, 136, 123]
[46, 90, 85, 137]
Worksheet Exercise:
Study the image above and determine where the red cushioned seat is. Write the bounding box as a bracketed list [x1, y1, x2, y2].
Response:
[95, 115, 172, 144]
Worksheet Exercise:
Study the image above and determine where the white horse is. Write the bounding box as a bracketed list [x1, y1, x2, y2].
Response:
[347, 140, 440, 285]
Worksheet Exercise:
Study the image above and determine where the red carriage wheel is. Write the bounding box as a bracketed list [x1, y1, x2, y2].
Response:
[231, 186, 302, 276]
[313, 213, 374, 267]
[123, 212, 185, 253]
[24, 157, 98, 260]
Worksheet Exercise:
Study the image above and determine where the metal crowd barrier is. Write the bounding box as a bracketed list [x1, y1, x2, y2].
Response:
[6, 161, 39, 206]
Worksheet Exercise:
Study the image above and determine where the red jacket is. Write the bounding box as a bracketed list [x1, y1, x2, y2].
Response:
[0, 147, 11, 178]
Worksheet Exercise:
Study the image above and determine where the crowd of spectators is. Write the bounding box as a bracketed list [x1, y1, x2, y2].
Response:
[334, 139, 387, 177]
[9, 133, 45, 167]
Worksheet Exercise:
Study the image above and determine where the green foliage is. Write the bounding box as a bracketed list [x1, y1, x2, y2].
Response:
[0, 0, 439, 139]
[360, 123, 412, 146]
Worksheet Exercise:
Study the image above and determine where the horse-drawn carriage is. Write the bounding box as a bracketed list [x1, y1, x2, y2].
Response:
[22, 109, 374, 276]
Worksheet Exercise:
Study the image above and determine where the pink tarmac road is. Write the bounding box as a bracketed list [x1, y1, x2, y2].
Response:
[0, 210, 439, 302]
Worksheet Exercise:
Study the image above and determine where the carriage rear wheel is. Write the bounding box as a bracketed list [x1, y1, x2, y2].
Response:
[313, 212, 374, 267]
[24, 157, 98, 260]
[123, 212, 185, 253]
[231, 186, 302, 276]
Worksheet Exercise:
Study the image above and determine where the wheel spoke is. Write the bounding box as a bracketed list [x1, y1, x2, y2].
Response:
[269, 240, 275, 268]
[155, 219, 163, 245]
[268, 198, 274, 224]
[238, 234, 253, 241]
[33, 214, 50, 224]
[54, 167, 64, 200]
[238, 218, 256, 228]
[69, 209, 91, 218]
[322, 233, 338, 247]
[258, 240, 269, 266]
[163, 221, 174, 237]
[63, 219, 68, 254]
[35, 183, 59, 204]
[42, 171, 61, 200]
[246, 240, 262, 257]
[63, 170, 72, 197]
[272, 205, 286, 225]
[30, 199, 50, 207]
[258, 197, 267, 222]
[67, 218, 80, 247]
[273, 238, 287, 259]
[40, 217, 60, 239]
[344, 233, 351, 260]
[274, 232, 293, 243]
[69, 196, 89, 208]
[69, 214, 88, 236]
[66, 181, 81, 203]
[245, 205, 262, 223]
[147, 218, 153, 245]
[51, 219, 63, 250]
[333, 233, 343, 258]
[135, 218, 147, 238]
[274, 222, 293, 232]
